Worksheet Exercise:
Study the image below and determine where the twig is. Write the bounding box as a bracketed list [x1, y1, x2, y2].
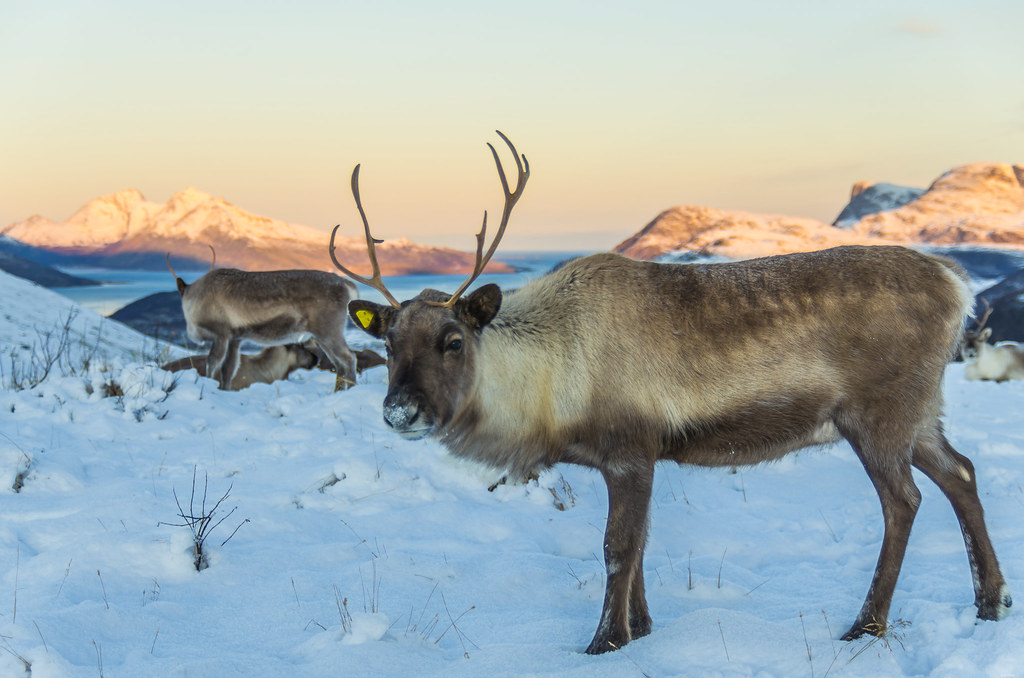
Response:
[334, 585, 352, 633]
[718, 620, 730, 661]
[801, 611, 814, 678]
[220, 518, 250, 547]
[34, 620, 48, 653]
[413, 582, 440, 634]
[0, 639, 31, 674]
[819, 509, 838, 543]
[13, 544, 19, 623]
[56, 558, 72, 599]
[97, 570, 109, 609]
[606, 643, 653, 678]
[159, 467, 247, 570]
[744, 579, 770, 596]
[93, 640, 104, 677]
[434, 591, 477, 658]
[822, 610, 837, 659]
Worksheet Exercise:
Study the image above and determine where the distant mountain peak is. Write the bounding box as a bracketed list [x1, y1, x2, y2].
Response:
[833, 182, 924, 227]
[168, 186, 218, 207]
[617, 161, 1024, 261]
[0, 188, 512, 275]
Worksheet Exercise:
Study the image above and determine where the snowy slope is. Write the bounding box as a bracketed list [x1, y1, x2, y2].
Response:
[2, 268, 1024, 678]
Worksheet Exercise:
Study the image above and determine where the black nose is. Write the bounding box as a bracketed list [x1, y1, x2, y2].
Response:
[382, 394, 420, 430]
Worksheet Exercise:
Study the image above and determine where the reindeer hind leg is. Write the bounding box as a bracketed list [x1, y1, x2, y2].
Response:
[206, 336, 231, 389]
[911, 426, 1011, 620]
[316, 338, 357, 391]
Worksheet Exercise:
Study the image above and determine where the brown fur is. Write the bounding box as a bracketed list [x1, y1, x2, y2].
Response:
[349, 246, 1011, 654]
[161, 343, 318, 391]
[304, 344, 386, 375]
[168, 256, 358, 391]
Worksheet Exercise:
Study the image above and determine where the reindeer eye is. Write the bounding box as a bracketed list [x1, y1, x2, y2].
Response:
[445, 338, 463, 353]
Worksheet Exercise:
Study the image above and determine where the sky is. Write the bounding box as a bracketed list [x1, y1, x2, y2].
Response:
[2, 0, 1022, 251]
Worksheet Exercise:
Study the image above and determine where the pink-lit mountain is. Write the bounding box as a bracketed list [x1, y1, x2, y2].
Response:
[0, 187, 512, 275]
[616, 163, 1024, 261]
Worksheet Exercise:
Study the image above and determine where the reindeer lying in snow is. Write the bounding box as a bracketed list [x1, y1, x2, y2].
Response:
[962, 303, 1024, 382]
[335, 132, 1010, 655]
[161, 343, 318, 390]
[167, 251, 358, 391]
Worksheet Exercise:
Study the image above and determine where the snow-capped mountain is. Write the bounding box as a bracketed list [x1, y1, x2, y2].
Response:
[617, 162, 1024, 261]
[832, 182, 925, 227]
[0, 188, 511, 275]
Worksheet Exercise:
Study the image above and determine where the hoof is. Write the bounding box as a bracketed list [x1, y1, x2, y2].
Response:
[584, 635, 627, 655]
[841, 620, 886, 641]
[631, 616, 653, 640]
[977, 585, 1013, 621]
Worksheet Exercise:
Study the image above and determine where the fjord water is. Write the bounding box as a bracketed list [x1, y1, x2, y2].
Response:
[52, 251, 586, 316]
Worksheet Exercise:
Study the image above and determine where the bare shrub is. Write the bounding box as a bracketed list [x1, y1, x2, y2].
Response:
[160, 467, 249, 571]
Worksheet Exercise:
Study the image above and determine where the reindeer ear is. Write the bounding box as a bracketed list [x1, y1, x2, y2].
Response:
[980, 327, 993, 341]
[348, 300, 394, 338]
[458, 283, 502, 330]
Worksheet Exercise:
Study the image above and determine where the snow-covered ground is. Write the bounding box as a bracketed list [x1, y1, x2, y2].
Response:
[1, 269, 1023, 678]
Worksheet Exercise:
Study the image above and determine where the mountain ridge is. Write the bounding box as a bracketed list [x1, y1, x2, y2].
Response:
[1, 188, 513, 275]
[616, 162, 1024, 261]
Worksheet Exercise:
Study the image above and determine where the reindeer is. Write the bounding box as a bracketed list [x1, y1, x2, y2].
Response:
[167, 251, 358, 391]
[161, 342, 318, 390]
[337, 132, 1011, 655]
[962, 301, 1024, 382]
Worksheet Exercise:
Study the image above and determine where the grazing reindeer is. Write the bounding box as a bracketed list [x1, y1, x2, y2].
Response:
[161, 343, 318, 390]
[167, 251, 358, 391]
[339, 132, 1011, 654]
[962, 302, 1024, 382]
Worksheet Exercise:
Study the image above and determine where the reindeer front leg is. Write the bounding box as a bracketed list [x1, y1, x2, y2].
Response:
[586, 464, 654, 654]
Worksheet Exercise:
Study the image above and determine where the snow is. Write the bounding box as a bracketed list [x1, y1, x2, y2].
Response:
[0, 187, 333, 253]
[2, 269, 1024, 677]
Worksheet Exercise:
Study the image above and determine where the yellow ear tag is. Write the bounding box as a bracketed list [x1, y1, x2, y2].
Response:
[356, 309, 375, 329]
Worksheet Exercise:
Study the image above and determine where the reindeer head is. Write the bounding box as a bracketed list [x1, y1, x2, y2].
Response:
[333, 132, 528, 439]
[962, 300, 993, 360]
[349, 286, 501, 438]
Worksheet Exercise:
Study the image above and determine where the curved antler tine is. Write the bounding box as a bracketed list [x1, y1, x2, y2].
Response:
[437, 131, 530, 308]
[328, 165, 402, 308]
[491, 130, 528, 197]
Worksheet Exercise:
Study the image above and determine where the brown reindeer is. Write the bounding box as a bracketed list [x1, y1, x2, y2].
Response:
[167, 251, 358, 391]
[338, 132, 1011, 654]
[161, 343, 318, 390]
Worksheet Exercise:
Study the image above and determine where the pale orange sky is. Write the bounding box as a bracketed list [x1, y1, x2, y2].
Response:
[2, 1, 1022, 250]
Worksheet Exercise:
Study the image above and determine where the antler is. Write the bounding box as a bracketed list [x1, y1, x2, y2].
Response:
[331, 132, 529, 310]
[432, 130, 530, 308]
[974, 299, 993, 333]
[329, 164, 402, 308]
[166, 244, 217, 279]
